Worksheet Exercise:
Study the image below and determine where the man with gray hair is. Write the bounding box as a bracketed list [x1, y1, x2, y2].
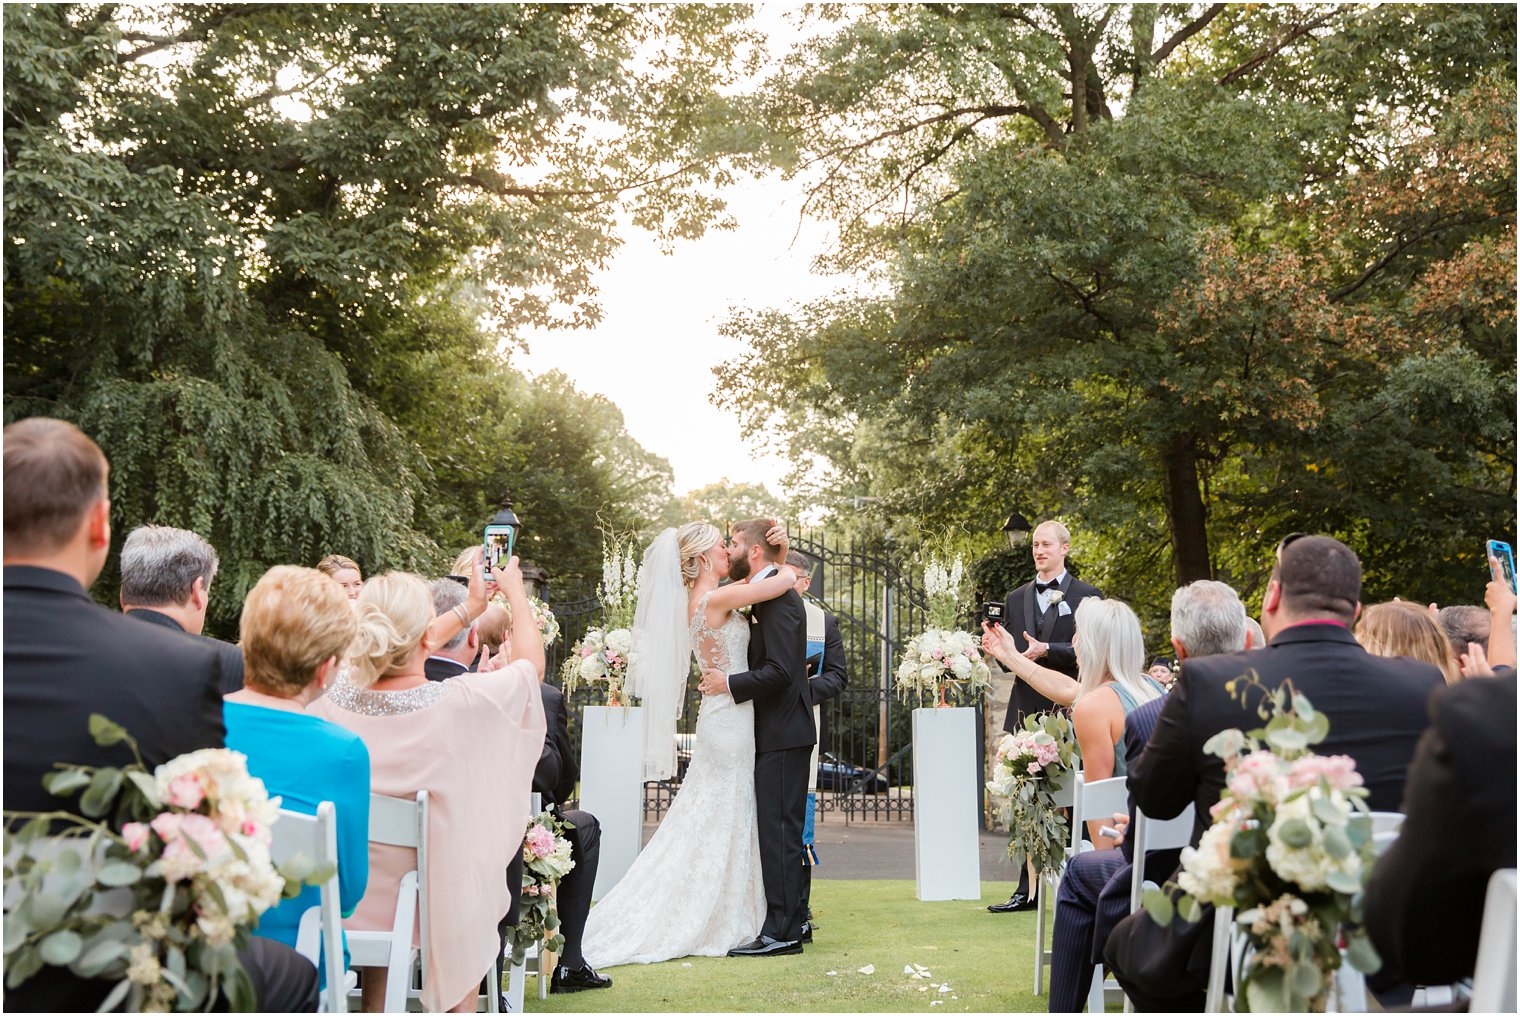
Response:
[423, 577, 481, 680]
[120, 524, 244, 693]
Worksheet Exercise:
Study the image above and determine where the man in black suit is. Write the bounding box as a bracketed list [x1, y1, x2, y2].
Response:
[533, 682, 611, 992]
[1047, 580, 1252, 1012]
[425, 577, 481, 681]
[119, 523, 244, 694]
[3, 417, 317, 1013]
[787, 551, 848, 942]
[1106, 534, 1444, 1011]
[701, 519, 814, 957]
[1364, 669, 1516, 986]
[990, 519, 1103, 913]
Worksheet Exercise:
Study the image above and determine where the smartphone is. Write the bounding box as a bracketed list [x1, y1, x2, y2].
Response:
[483, 524, 517, 574]
[1487, 540, 1516, 593]
[982, 601, 1005, 626]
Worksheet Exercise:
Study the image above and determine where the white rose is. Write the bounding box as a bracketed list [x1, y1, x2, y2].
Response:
[949, 655, 972, 680]
[579, 656, 608, 681]
[605, 629, 633, 655]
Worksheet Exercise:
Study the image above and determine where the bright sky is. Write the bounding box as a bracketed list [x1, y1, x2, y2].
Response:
[517, 6, 841, 500]
[517, 171, 842, 499]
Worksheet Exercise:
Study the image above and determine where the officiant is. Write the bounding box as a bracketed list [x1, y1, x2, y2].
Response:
[988, 519, 1101, 914]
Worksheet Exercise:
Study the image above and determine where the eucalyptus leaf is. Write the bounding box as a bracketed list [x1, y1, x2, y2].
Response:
[6, 944, 44, 988]
[71, 939, 128, 978]
[1276, 817, 1313, 849]
[38, 929, 84, 966]
[41, 769, 92, 798]
[1326, 870, 1362, 894]
[96, 977, 132, 1013]
[1343, 933, 1382, 974]
[3, 908, 31, 953]
[87, 715, 127, 748]
[1290, 959, 1324, 999]
[79, 769, 123, 819]
[1141, 887, 1174, 926]
[96, 861, 142, 887]
[1177, 894, 1203, 924]
[1322, 825, 1351, 860]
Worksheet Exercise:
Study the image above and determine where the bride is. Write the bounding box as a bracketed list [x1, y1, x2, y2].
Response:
[579, 521, 800, 967]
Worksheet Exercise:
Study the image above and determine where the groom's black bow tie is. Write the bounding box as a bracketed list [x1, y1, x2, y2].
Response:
[1036, 580, 1058, 594]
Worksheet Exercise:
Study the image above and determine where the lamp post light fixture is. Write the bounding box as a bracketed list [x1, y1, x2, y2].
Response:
[1001, 510, 1032, 550]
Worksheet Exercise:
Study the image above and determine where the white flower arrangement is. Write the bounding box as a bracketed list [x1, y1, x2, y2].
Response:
[598, 538, 639, 630]
[4, 716, 327, 1012]
[561, 624, 634, 705]
[894, 627, 992, 708]
[1144, 676, 1382, 1012]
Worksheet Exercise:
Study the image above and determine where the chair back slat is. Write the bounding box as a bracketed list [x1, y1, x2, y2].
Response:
[1471, 868, 1518, 1013]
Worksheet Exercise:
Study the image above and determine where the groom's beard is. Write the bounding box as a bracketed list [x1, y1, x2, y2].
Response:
[729, 551, 751, 582]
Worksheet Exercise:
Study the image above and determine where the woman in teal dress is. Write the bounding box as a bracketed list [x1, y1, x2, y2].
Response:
[223, 565, 371, 971]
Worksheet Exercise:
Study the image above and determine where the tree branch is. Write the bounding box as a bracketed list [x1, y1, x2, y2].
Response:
[1151, 4, 1227, 66]
[1218, 9, 1341, 86]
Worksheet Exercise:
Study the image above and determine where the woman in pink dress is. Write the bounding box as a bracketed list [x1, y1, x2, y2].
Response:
[311, 554, 545, 1013]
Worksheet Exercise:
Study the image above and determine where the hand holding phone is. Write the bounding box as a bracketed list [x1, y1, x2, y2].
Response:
[1487, 540, 1516, 594]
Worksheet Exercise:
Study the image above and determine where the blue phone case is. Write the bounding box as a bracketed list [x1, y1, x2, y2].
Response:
[1487, 540, 1516, 593]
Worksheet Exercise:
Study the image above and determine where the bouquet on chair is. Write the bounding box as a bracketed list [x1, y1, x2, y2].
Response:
[1143, 676, 1383, 1012]
[509, 807, 576, 966]
[985, 710, 1078, 877]
[2, 715, 327, 1012]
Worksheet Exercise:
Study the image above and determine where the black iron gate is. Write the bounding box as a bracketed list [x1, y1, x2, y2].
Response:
[547, 528, 934, 822]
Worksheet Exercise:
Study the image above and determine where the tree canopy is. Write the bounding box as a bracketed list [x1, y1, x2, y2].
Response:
[717, 3, 1516, 624]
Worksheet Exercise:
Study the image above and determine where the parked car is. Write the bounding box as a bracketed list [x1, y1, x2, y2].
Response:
[816, 751, 889, 794]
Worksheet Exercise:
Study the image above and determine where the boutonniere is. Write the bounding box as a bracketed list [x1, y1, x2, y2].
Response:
[1047, 590, 1064, 605]
[739, 604, 753, 619]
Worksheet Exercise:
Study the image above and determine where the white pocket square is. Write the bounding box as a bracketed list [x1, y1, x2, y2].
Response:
[1057, 601, 1073, 617]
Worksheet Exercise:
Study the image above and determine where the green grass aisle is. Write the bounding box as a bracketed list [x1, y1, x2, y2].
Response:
[529, 880, 1050, 1013]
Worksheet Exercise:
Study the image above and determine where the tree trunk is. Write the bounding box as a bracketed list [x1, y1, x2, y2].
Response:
[1163, 433, 1213, 585]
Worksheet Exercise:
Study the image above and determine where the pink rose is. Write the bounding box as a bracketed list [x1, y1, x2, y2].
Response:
[151, 812, 185, 842]
[525, 825, 555, 859]
[1226, 751, 1282, 802]
[166, 772, 206, 809]
[122, 822, 150, 852]
[1286, 754, 1364, 792]
[178, 813, 228, 858]
[1027, 761, 1043, 775]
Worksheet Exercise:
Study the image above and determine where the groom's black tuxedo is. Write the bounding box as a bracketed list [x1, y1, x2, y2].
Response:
[728, 566, 814, 943]
[1001, 572, 1102, 735]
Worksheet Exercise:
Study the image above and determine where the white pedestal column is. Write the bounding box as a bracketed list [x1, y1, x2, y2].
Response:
[579, 705, 646, 901]
[911, 705, 982, 901]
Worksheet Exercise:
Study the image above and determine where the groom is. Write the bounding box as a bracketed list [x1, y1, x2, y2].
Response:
[699, 518, 814, 957]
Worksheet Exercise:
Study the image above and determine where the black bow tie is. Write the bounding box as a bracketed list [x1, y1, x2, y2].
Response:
[1036, 580, 1058, 594]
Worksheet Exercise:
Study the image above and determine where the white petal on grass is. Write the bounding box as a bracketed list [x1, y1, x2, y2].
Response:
[680, 963, 692, 968]
[857, 964, 875, 975]
[938, 984, 952, 993]
[826, 971, 838, 977]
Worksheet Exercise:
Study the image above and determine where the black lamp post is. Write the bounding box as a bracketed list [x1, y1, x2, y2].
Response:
[486, 495, 523, 571]
[1001, 510, 1032, 550]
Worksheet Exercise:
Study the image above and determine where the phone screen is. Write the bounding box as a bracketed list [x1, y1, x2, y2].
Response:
[483, 525, 516, 573]
[1488, 540, 1516, 593]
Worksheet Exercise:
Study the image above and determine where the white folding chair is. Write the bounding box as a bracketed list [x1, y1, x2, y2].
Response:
[1470, 869, 1518, 1013]
[270, 803, 347, 1013]
[1034, 773, 1128, 998]
[492, 793, 551, 1014]
[1094, 806, 1195, 1013]
[347, 791, 429, 1014]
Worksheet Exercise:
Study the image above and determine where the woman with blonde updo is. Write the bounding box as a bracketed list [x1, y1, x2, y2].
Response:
[1357, 600, 1461, 684]
[581, 519, 802, 968]
[309, 555, 546, 1013]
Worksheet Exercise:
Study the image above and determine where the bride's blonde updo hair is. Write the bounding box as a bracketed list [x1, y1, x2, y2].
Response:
[676, 522, 722, 586]
[348, 571, 434, 688]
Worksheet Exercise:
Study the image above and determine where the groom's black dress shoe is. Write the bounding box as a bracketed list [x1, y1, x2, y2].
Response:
[800, 921, 815, 943]
[727, 936, 803, 957]
[987, 891, 1035, 913]
[551, 962, 612, 993]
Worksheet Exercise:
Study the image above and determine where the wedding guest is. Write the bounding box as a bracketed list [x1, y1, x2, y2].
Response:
[1243, 615, 1265, 650]
[119, 523, 245, 693]
[1046, 580, 1250, 1013]
[988, 520, 1101, 913]
[788, 550, 848, 941]
[310, 558, 545, 1013]
[983, 598, 1163, 841]
[317, 553, 365, 600]
[425, 577, 481, 680]
[2, 418, 316, 1013]
[1364, 670, 1517, 985]
[224, 566, 370, 975]
[1480, 563, 1516, 672]
[477, 602, 511, 656]
[1356, 600, 1461, 684]
[1106, 535, 1444, 1012]
[1437, 603, 1489, 660]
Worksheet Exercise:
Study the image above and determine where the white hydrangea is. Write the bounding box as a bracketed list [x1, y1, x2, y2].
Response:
[1264, 790, 1359, 891]
[604, 628, 633, 655]
[578, 655, 608, 681]
[1178, 821, 1240, 903]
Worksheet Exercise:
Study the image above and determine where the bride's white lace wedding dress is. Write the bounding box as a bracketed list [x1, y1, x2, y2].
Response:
[579, 591, 765, 967]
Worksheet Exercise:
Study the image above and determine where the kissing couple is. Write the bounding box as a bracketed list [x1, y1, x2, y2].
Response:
[579, 518, 816, 965]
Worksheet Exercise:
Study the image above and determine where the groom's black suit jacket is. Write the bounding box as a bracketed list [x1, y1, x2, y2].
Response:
[1001, 572, 1102, 734]
[727, 571, 815, 753]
